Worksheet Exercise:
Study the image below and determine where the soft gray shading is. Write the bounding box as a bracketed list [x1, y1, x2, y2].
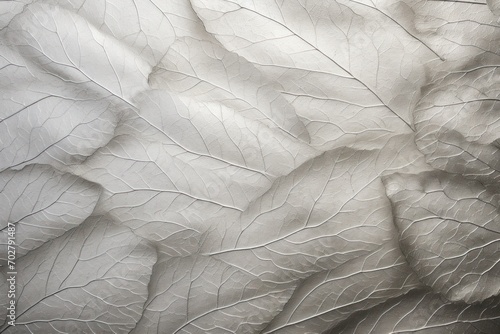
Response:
[0, 0, 499, 333]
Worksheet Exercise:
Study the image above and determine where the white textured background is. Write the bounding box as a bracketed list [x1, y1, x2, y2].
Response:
[0, 0, 499, 333]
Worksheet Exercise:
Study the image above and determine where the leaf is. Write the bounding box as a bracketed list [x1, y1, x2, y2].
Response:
[149, 37, 310, 141]
[0, 54, 122, 171]
[125, 89, 318, 179]
[414, 62, 500, 187]
[48, 0, 210, 44]
[373, 0, 500, 64]
[200, 134, 431, 282]
[0, 216, 157, 333]
[0, 4, 138, 171]
[131, 254, 294, 334]
[190, 0, 438, 149]
[261, 242, 422, 334]
[0, 164, 101, 263]
[44, 0, 176, 66]
[71, 134, 243, 255]
[71, 131, 270, 256]
[383, 171, 500, 303]
[329, 289, 500, 334]
[3, 3, 151, 102]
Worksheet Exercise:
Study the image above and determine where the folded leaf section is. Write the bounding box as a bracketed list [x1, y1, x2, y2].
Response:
[74, 88, 318, 256]
[414, 63, 500, 187]
[0, 1, 164, 171]
[383, 171, 500, 303]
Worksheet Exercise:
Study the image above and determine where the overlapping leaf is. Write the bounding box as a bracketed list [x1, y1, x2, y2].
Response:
[383, 171, 500, 303]
[201, 134, 431, 282]
[190, 0, 439, 150]
[0, 2, 148, 171]
[150, 37, 310, 141]
[4, 3, 151, 101]
[71, 132, 245, 256]
[0, 50, 122, 171]
[261, 242, 422, 334]
[0, 216, 157, 333]
[45, 0, 176, 66]
[414, 62, 500, 186]
[0, 164, 101, 264]
[70, 87, 318, 256]
[132, 254, 294, 334]
[329, 289, 500, 333]
[371, 0, 500, 66]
